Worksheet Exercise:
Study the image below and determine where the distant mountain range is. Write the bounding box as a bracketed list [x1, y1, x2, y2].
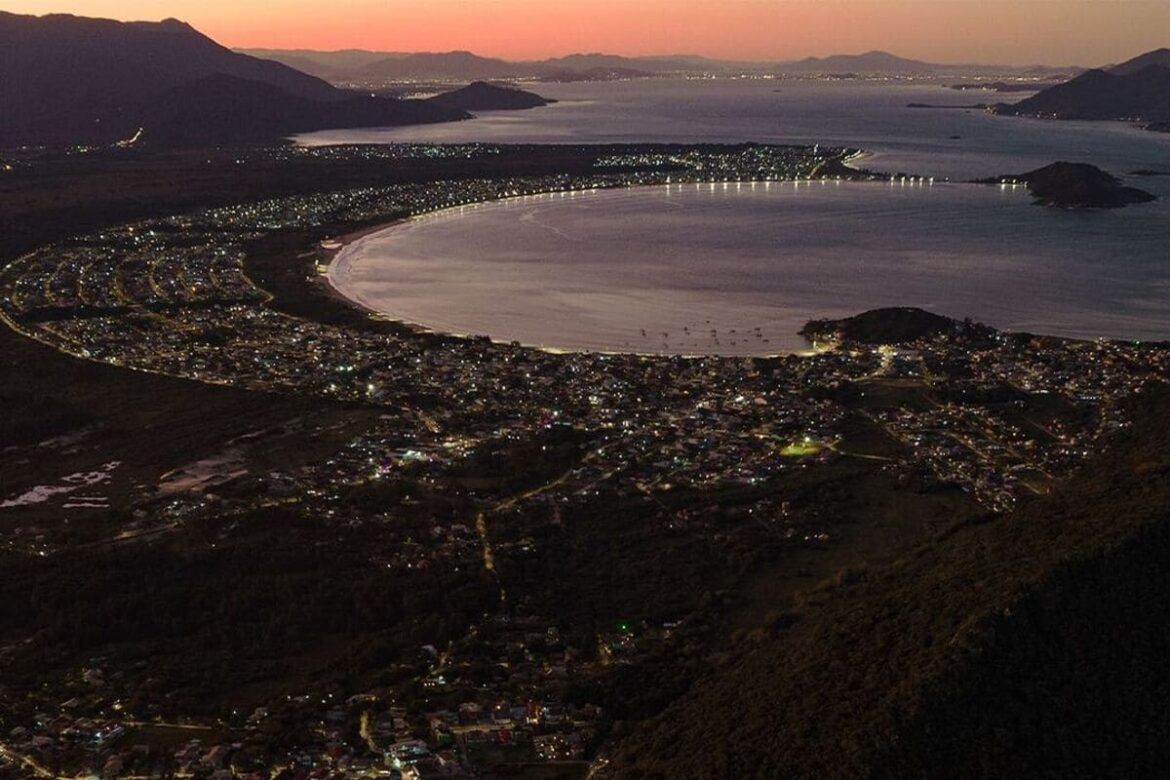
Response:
[360, 51, 523, 83]
[7, 9, 1139, 149]
[782, 50, 938, 75]
[239, 47, 1080, 85]
[997, 49, 1170, 131]
[238, 49, 734, 83]
[0, 12, 470, 147]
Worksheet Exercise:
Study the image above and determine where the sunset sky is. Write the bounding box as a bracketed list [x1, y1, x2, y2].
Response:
[7, 1, 1169, 65]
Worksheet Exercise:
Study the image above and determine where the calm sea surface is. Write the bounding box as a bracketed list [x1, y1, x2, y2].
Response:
[310, 81, 1170, 353]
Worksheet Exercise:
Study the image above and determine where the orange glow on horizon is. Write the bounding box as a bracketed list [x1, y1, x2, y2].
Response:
[5, 1, 1169, 66]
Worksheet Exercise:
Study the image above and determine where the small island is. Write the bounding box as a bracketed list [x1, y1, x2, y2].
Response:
[428, 81, 556, 111]
[981, 162, 1157, 208]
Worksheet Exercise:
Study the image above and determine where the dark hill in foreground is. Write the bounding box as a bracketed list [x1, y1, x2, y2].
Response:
[133, 75, 470, 146]
[603, 387, 1170, 778]
[0, 11, 469, 147]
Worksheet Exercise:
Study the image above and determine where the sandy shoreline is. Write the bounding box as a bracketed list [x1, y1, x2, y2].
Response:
[843, 149, 874, 170]
[316, 218, 422, 326]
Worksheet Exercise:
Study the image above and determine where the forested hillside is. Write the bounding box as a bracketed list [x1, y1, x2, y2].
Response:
[604, 387, 1170, 777]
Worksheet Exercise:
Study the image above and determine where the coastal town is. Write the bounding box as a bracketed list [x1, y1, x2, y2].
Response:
[1, 144, 1167, 779]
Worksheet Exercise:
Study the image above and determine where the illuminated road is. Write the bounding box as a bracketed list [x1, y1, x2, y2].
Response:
[0, 743, 57, 778]
[474, 439, 624, 602]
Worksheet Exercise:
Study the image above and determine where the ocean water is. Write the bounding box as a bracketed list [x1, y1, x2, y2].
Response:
[309, 80, 1170, 353]
[297, 79, 1170, 181]
[328, 182, 1170, 355]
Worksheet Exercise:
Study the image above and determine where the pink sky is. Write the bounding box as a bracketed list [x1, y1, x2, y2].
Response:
[7, 1, 1169, 65]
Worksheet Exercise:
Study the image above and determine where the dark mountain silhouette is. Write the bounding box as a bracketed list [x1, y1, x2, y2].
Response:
[0, 12, 338, 115]
[780, 50, 936, 74]
[244, 46, 1081, 86]
[0, 12, 468, 147]
[240, 48, 394, 81]
[428, 81, 554, 111]
[356, 50, 521, 82]
[1109, 47, 1170, 76]
[124, 75, 469, 146]
[997, 50, 1170, 130]
[299, 51, 702, 82]
[240, 52, 350, 83]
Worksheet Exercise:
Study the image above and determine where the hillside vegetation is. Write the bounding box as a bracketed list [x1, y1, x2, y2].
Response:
[0, 11, 467, 147]
[604, 387, 1170, 777]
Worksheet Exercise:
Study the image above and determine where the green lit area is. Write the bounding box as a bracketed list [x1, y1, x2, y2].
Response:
[779, 439, 826, 458]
